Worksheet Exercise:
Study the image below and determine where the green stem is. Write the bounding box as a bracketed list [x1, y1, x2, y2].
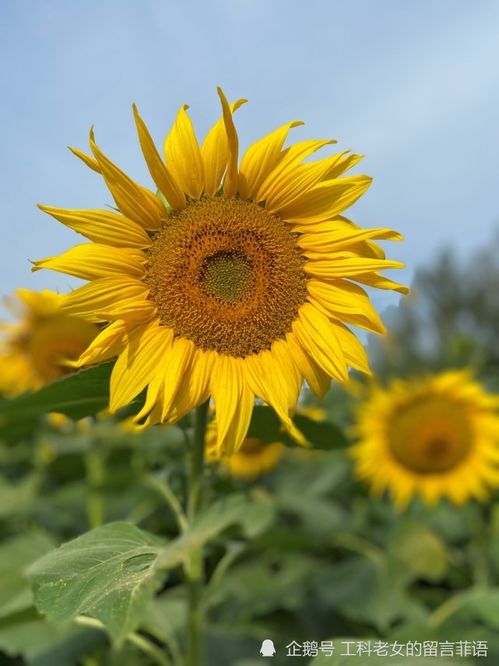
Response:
[147, 473, 189, 533]
[85, 449, 105, 529]
[75, 616, 170, 666]
[186, 401, 209, 666]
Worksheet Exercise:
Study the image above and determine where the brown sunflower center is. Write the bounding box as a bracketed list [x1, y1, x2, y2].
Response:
[145, 198, 308, 357]
[387, 396, 473, 474]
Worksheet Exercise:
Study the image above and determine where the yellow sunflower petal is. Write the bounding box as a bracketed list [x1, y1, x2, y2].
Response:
[211, 355, 254, 455]
[164, 105, 204, 199]
[280, 175, 372, 222]
[271, 339, 303, 407]
[292, 304, 348, 382]
[60, 277, 154, 323]
[264, 150, 351, 212]
[305, 256, 404, 279]
[132, 334, 194, 424]
[216, 87, 240, 198]
[354, 271, 409, 295]
[32, 244, 146, 281]
[307, 279, 386, 334]
[37, 206, 152, 249]
[256, 139, 336, 204]
[322, 152, 364, 180]
[14, 288, 62, 315]
[132, 104, 186, 210]
[90, 130, 164, 230]
[244, 350, 307, 446]
[285, 331, 331, 397]
[109, 324, 173, 412]
[201, 97, 247, 197]
[72, 320, 131, 367]
[160, 337, 196, 421]
[238, 120, 304, 200]
[168, 348, 216, 422]
[296, 220, 403, 252]
[68, 146, 101, 173]
[329, 319, 371, 375]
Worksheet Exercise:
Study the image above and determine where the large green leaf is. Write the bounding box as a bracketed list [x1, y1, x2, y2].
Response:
[0, 363, 113, 443]
[28, 521, 166, 646]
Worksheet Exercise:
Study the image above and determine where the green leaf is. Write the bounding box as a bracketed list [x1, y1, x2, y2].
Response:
[157, 493, 274, 569]
[0, 363, 113, 443]
[294, 412, 348, 449]
[465, 589, 499, 629]
[0, 532, 55, 619]
[388, 521, 448, 582]
[0, 609, 104, 666]
[28, 521, 166, 646]
[247, 406, 348, 450]
[246, 406, 294, 445]
[0, 474, 41, 519]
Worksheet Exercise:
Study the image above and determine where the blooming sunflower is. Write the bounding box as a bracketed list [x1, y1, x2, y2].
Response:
[351, 370, 499, 508]
[35, 89, 406, 454]
[0, 289, 98, 396]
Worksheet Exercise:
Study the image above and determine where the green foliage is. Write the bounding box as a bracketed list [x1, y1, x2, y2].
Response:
[0, 364, 113, 443]
[28, 522, 166, 646]
[1, 394, 499, 664]
[248, 405, 348, 450]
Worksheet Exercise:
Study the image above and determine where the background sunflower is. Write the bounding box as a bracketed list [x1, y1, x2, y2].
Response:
[351, 371, 499, 508]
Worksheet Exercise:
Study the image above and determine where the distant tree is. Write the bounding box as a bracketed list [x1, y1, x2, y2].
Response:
[368, 230, 499, 385]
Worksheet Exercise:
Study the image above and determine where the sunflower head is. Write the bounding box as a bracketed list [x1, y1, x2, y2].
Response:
[351, 371, 499, 508]
[35, 88, 406, 454]
[0, 289, 98, 395]
[206, 422, 285, 481]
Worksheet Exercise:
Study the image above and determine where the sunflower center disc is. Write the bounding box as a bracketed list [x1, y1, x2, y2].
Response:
[387, 396, 473, 474]
[200, 251, 254, 302]
[145, 198, 308, 358]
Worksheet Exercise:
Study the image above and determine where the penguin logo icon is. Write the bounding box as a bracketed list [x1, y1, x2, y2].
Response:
[260, 639, 276, 657]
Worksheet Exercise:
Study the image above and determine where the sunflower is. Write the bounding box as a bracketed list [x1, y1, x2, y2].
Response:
[206, 427, 285, 481]
[35, 89, 406, 454]
[351, 370, 499, 508]
[0, 289, 98, 396]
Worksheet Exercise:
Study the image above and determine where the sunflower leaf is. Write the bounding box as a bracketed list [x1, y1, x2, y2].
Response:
[247, 405, 347, 450]
[0, 363, 131, 443]
[27, 521, 166, 646]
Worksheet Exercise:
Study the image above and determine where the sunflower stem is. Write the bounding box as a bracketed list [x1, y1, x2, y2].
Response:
[185, 400, 209, 666]
[85, 448, 105, 529]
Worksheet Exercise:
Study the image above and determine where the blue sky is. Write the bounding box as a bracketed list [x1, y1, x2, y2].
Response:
[1, 0, 499, 317]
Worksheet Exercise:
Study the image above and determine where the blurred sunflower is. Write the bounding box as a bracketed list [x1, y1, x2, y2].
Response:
[351, 370, 499, 508]
[0, 289, 98, 396]
[35, 88, 406, 454]
[207, 427, 285, 481]
[207, 405, 328, 479]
